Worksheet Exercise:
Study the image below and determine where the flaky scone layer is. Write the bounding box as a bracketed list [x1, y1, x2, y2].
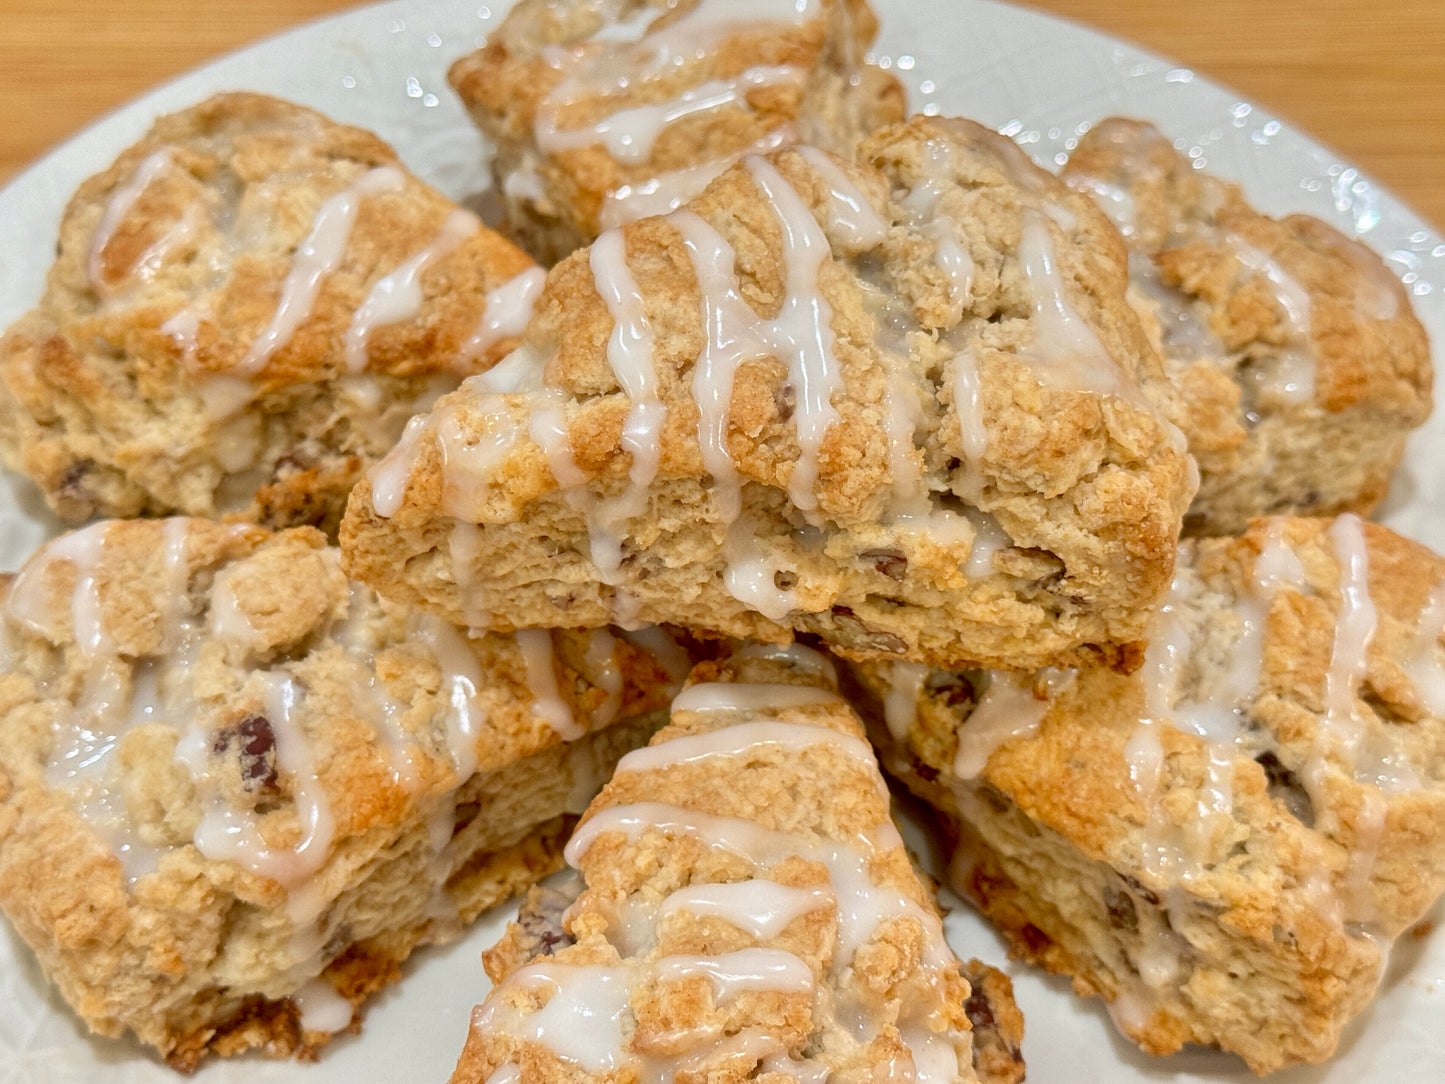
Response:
[451, 646, 1023, 1083]
[0, 518, 683, 1069]
[847, 515, 1445, 1073]
[0, 92, 542, 532]
[1064, 117, 1432, 536]
[342, 118, 1195, 671]
[448, 0, 906, 262]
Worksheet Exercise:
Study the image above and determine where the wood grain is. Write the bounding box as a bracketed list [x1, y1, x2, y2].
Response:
[0, 0, 1440, 227]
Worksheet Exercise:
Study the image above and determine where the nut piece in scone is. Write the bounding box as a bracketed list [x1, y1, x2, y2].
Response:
[341, 119, 1194, 672]
[0, 517, 686, 1069]
[0, 92, 545, 534]
[450, 644, 1024, 1083]
[1063, 116, 1431, 537]
[448, 0, 906, 263]
[844, 514, 1445, 1073]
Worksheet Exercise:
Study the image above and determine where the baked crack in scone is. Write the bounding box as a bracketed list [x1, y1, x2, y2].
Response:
[341, 117, 1195, 671]
[448, 0, 906, 263]
[0, 518, 687, 1069]
[1062, 117, 1432, 536]
[845, 515, 1445, 1073]
[0, 92, 544, 534]
[449, 644, 1025, 1083]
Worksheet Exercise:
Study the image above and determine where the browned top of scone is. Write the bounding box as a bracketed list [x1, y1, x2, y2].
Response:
[343, 118, 1192, 669]
[449, 0, 886, 233]
[1064, 116, 1431, 423]
[451, 648, 991, 1083]
[22, 91, 536, 395]
[0, 518, 677, 917]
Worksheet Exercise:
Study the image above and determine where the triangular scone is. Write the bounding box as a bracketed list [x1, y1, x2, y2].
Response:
[449, 645, 1025, 1083]
[0, 93, 543, 533]
[341, 117, 1194, 671]
[448, 0, 906, 263]
[0, 518, 685, 1069]
[1062, 117, 1431, 537]
[845, 515, 1445, 1073]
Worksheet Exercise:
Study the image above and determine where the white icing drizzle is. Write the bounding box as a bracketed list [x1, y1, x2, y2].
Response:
[730, 641, 838, 686]
[483, 1066, 521, 1084]
[293, 979, 353, 1033]
[88, 148, 179, 291]
[457, 266, 547, 366]
[533, 0, 817, 167]
[1299, 515, 1384, 876]
[654, 948, 815, 999]
[796, 146, 889, 249]
[1322, 514, 1377, 749]
[950, 343, 988, 483]
[953, 669, 1073, 779]
[477, 964, 632, 1073]
[539, 66, 804, 164]
[344, 208, 479, 373]
[449, 521, 492, 629]
[8, 521, 113, 650]
[415, 616, 488, 780]
[1067, 173, 1137, 237]
[600, 126, 795, 228]
[1405, 581, 1445, 718]
[670, 209, 799, 622]
[882, 662, 927, 741]
[745, 155, 842, 514]
[234, 166, 407, 375]
[565, 802, 951, 971]
[670, 682, 842, 714]
[1228, 236, 1316, 406]
[437, 402, 524, 520]
[615, 720, 879, 787]
[619, 625, 693, 685]
[517, 629, 585, 741]
[900, 140, 975, 324]
[1016, 208, 1138, 403]
[584, 628, 625, 729]
[183, 672, 337, 889]
[369, 413, 429, 518]
[655, 880, 834, 940]
[586, 229, 664, 610]
[899, 1027, 962, 1083]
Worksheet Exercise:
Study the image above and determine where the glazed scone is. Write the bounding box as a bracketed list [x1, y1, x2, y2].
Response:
[0, 92, 544, 534]
[845, 515, 1445, 1073]
[341, 119, 1195, 672]
[1062, 117, 1431, 536]
[0, 518, 686, 1070]
[448, 0, 906, 262]
[449, 645, 1025, 1083]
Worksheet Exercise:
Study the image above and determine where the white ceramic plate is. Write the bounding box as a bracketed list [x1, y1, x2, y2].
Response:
[2, 2, 1443, 1081]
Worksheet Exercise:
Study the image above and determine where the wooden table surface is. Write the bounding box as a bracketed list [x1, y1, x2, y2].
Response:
[0, 0, 1441, 229]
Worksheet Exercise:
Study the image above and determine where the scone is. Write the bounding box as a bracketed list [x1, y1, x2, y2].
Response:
[1062, 116, 1432, 536]
[449, 644, 1025, 1083]
[0, 518, 686, 1069]
[341, 118, 1195, 672]
[448, 0, 906, 262]
[845, 515, 1445, 1073]
[0, 92, 544, 534]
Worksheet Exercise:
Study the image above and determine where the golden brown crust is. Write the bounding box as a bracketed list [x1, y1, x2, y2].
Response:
[341, 121, 1193, 672]
[447, 0, 905, 262]
[848, 515, 1445, 1073]
[1064, 116, 1432, 536]
[0, 92, 539, 531]
[0, 518, 682, 1067]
